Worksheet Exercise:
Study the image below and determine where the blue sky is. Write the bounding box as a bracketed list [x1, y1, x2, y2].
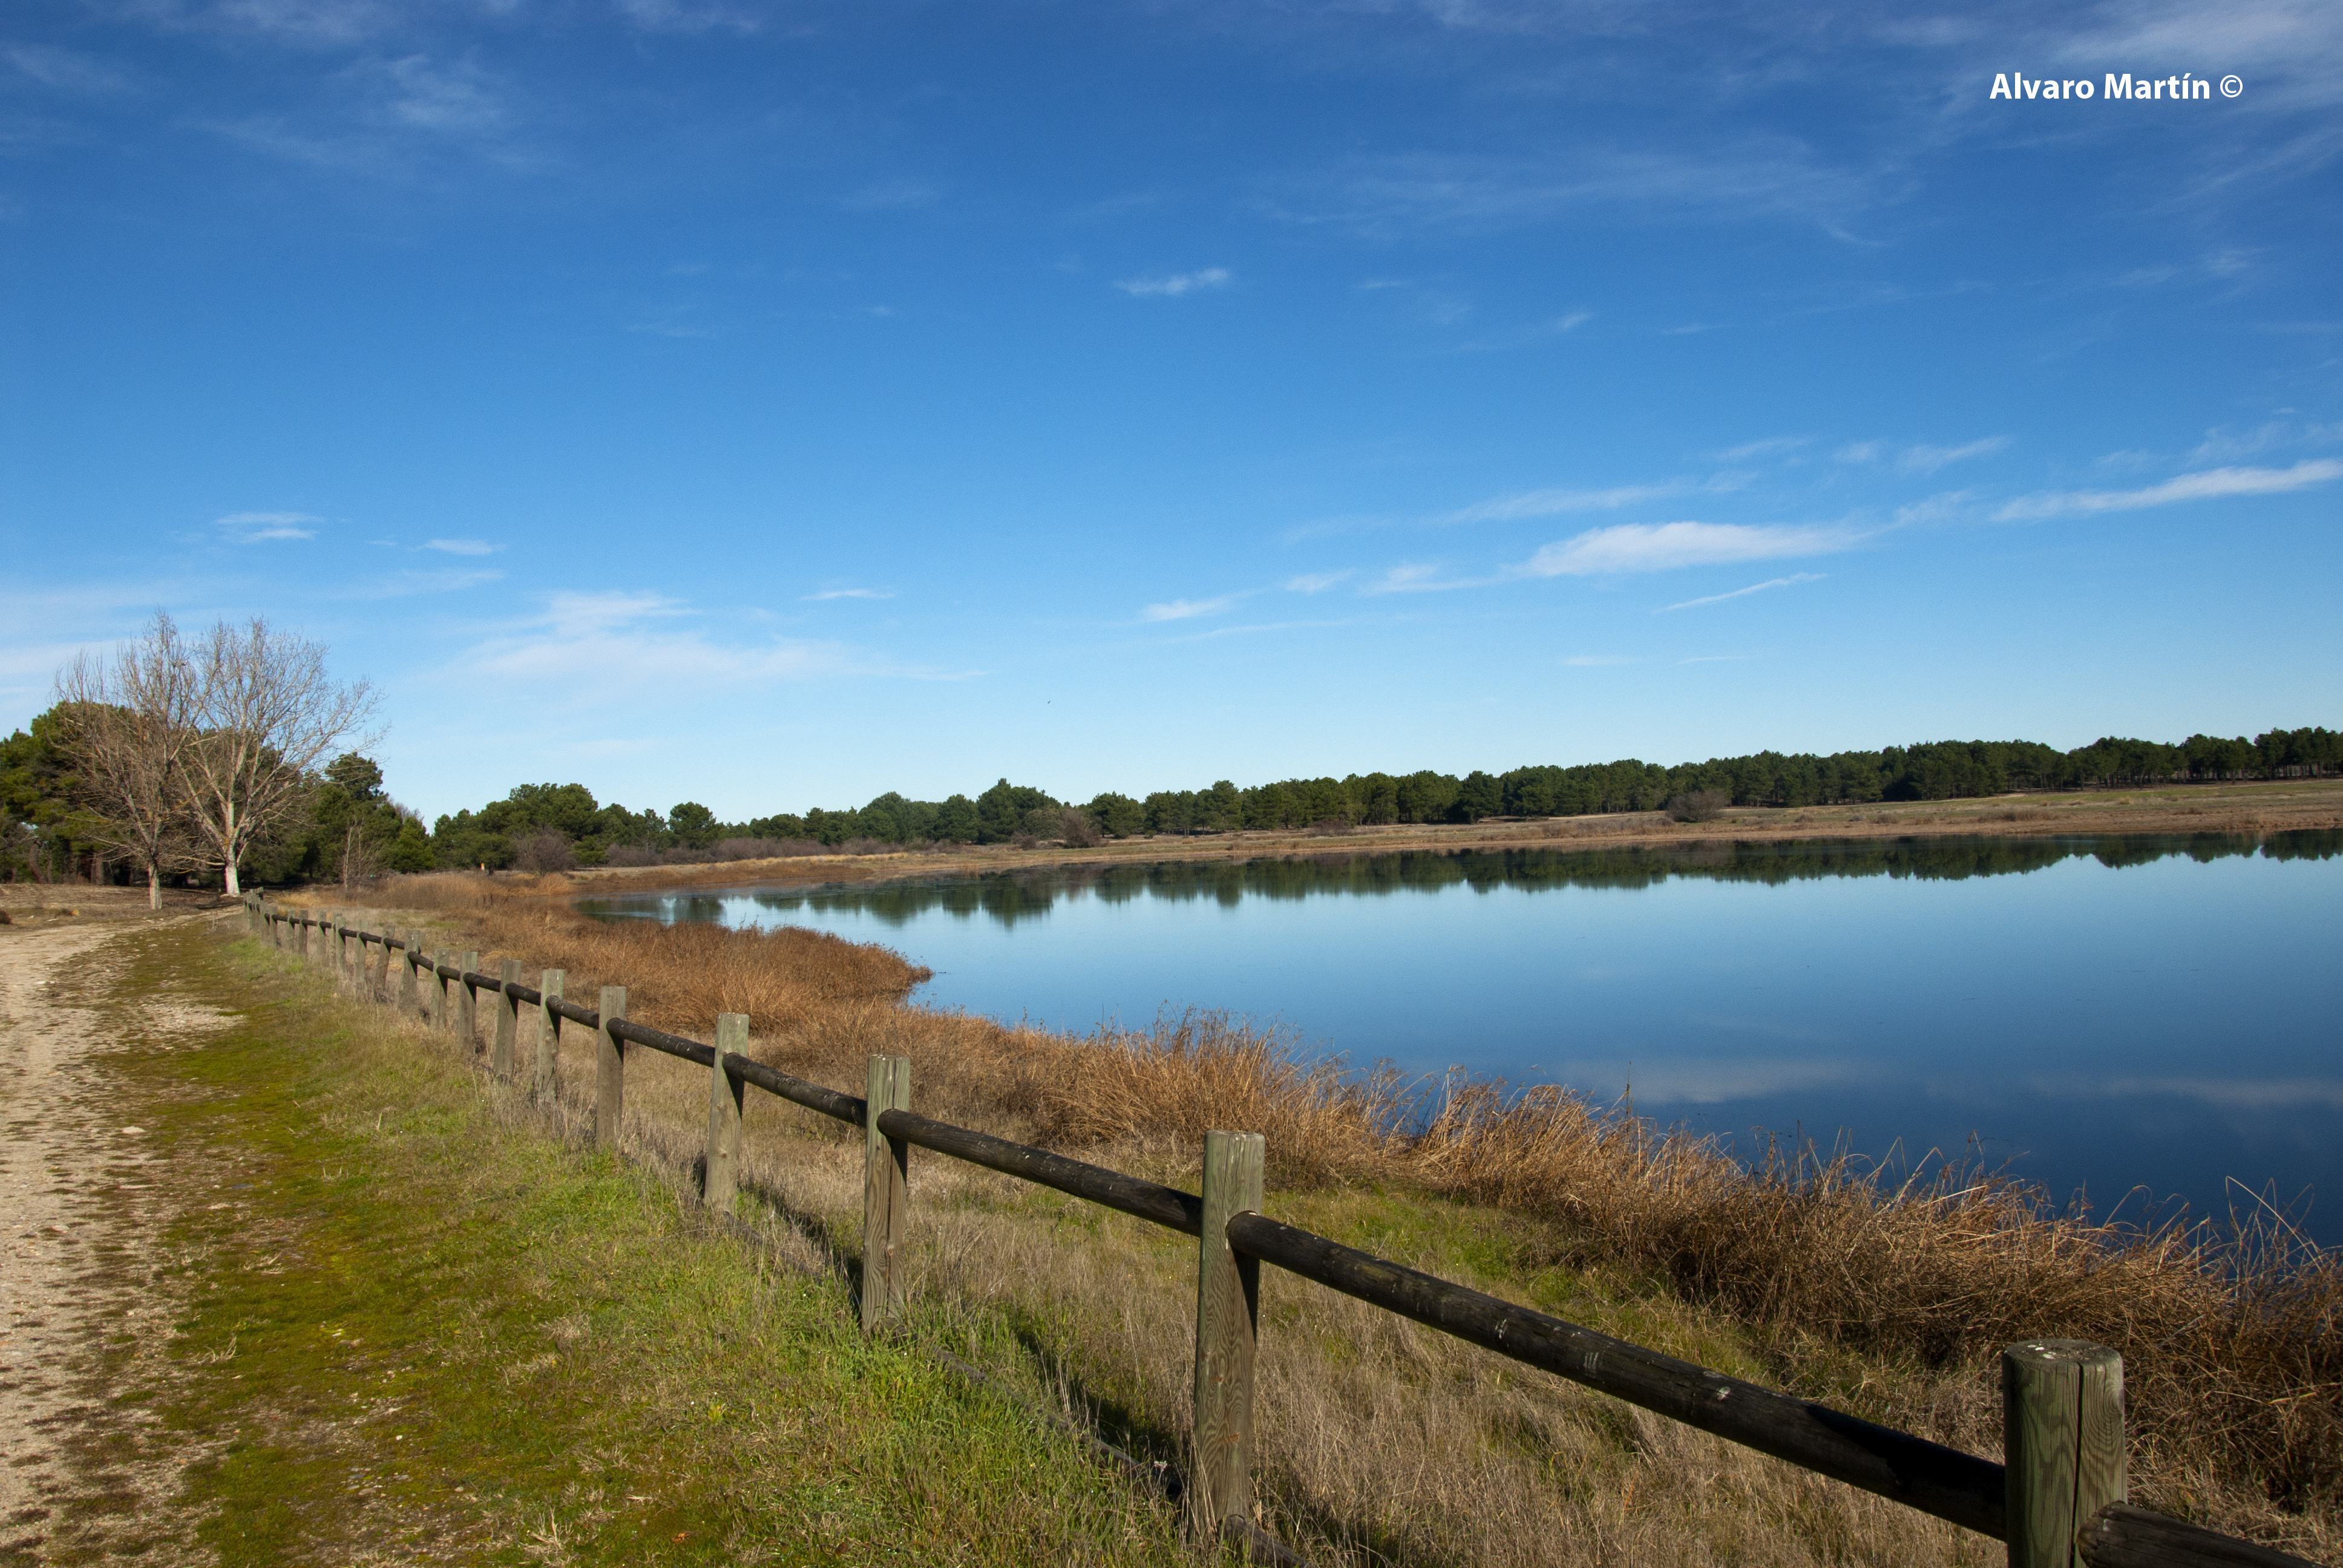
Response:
[5, 0, 2338, 823]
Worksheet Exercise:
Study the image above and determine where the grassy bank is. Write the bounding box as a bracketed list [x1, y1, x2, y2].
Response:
[119, 919, 1189, 1565]
[292, 876, 2341, 1564]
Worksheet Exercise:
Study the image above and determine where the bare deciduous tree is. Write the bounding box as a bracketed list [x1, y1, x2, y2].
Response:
[181, 617, 381, 897]
[53, 613, 199, 909]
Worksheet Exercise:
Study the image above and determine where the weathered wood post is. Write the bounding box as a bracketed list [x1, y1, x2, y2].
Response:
[492, 959, 523, 1079]
[2003, 1339, 2126, 1568]
[860, 1054, 913, 1333]
[703, 1013, 749, 1213]
[429, 949, 449, 1032]
[534, 969, 565, 1103]
[1191, 1129, 1265, 1541]
[398, 931, 421, 1016]
[457, 950, 481, 1051]
[594, 986, 626, 1151]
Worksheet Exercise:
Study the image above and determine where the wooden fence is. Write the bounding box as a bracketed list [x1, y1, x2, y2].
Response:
[244, 895, 2319, 1568]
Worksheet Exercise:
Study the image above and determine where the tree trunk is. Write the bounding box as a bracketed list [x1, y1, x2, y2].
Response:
[224, 861, 241, 897]
[147, 863, 162, 911]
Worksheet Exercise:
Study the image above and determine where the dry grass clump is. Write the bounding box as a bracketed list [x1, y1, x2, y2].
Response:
[327, 873, 2340, 1557]
[1410, 1079, 2342, 1534]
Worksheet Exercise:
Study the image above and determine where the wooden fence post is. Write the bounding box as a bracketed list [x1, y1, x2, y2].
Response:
[399, 931, 421, 1015]
[458, 950, 481, 1051]
[2004, 1340, 2125, 1568]
[704, 1013, 749, 1212]
[430, 950, 448, 1032]
[534, 969, 565, 1104]
[492, 959, 523, 1079]
[861, 1054, 913, 1333]
[594, 986, 626, 1151]
[1191, 1129, 1265, 1541]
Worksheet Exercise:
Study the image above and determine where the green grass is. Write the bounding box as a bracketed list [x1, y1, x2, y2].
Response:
[118, 923, 1188, 1566]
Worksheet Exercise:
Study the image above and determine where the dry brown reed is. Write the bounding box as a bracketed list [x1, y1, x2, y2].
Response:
[316, 871, 2341, 1559]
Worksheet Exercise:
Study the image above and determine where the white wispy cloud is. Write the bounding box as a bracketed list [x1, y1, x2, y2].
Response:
[1360, 562, 1486, 595]
[424, 538, 496, 556]
[2187, 420, 2339, 463]
[1896, 437, 2007, 474]
[203, 0, 397, 45]
[1115, 267, 1232, 298]
[1444, 480, 1705, 524]
[1994, 459, 2342, 520]
[4, 43, 133, 94]
[1283, 570, 1354, 594]
[804, 587, 894, 601]
[611, 0, 762, 34]
[1712, 436, 1808, 462]
[456, 590, 965, 695]
[1837, 436, 2007, 474]
[1512, 521, 1857, 577]
[382, 55, 504, 134]
[1657, 573, 1824, 613]
[218, 510, 320, 543]
[1141, 594, 1240, 621]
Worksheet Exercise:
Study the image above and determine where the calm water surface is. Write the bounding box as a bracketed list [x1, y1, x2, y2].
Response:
[581, 832, 2343, 1244]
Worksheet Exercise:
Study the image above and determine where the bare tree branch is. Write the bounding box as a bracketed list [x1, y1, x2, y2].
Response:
[180, 617, 382, 896]
[51, 613, 200, 909]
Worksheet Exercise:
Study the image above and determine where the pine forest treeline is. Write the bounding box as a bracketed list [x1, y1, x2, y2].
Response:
[416, 725, 2341, 872]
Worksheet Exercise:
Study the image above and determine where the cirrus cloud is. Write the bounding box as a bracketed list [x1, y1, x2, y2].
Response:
[218, 510, 320, 542]
[1993, 459, 2342, 520]
[1512, 520, 1858, 577]
[1115, 267, 1232, 298]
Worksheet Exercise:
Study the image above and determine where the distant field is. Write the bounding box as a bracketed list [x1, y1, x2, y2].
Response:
[551, 776, 2343, 898]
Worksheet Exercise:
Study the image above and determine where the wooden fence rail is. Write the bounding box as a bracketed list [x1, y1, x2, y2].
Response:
[241, 896, 2322, 1568]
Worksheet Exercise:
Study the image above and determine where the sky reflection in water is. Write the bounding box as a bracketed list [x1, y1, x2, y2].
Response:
[581, 833, 2343, 1245]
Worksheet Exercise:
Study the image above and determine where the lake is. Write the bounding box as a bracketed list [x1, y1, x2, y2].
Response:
[580, 831, 2343, 1246]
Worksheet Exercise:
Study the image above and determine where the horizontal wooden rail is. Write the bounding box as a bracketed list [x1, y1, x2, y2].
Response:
[2080, 1504, 2318, 1568]
[1224, 1211, 2005, 1537]
[878, 1108, 1205, 1235]
[247, 898, 2326, 1568]
[609, 1016, 717, 1069]
[730, 1056, 865, 1126]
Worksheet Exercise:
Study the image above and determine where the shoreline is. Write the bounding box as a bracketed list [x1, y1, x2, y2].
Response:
[541, 777, 2342, 900]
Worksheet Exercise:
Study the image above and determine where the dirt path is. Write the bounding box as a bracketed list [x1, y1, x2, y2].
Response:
[0, 915, 234, 1564]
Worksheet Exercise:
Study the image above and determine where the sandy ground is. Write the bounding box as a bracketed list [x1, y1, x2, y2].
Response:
[0, 915, 235, 1564]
